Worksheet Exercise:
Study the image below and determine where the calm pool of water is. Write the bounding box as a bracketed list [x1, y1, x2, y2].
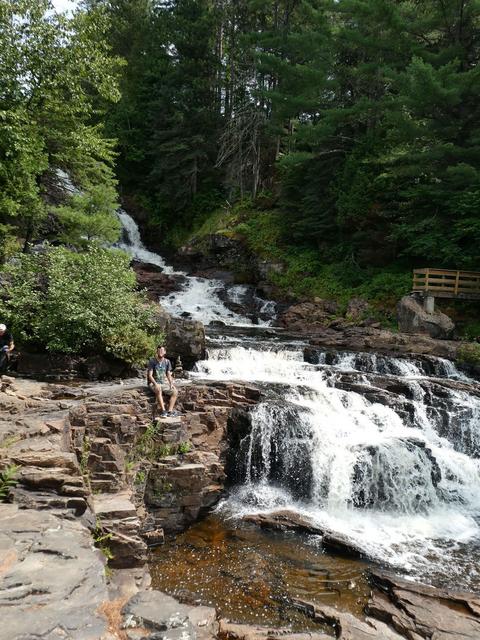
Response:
[150, 515, 372, 631]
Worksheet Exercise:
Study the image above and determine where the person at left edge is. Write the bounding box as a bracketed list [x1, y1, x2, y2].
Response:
[0, 323, 14, 373]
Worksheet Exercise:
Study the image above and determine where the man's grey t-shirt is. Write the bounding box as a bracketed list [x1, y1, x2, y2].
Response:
[147, 357, 172, 384]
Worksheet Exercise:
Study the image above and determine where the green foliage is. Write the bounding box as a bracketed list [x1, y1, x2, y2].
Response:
[134, 470, 146, 485]
[0, 246, 161, 364]
[133, 423, 174, 462]
[457, 343, 480, 367]
[93, 520, 114, 562]
[178, 441, 191, 454]
[0, 464, 19, 502]
[0, 0, 123, 253]
[459, 321, 480, 342]
[54, 184, 120, 246]
[84, 0, 480, 319]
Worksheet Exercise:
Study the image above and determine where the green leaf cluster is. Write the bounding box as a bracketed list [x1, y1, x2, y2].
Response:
[0, 464, 19, 502]
[0, 0, 123, 251]
[0, 245, 162, 364]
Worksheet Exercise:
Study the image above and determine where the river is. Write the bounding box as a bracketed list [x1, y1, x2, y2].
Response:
[117, 210, 480, 620]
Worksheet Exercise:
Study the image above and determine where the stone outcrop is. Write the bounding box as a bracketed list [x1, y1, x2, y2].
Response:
[16, 351, 134, 380]
[218, 621, 330, 640]
[152, 307, 206, 370]
[133, 262, 185, 300]
[179, 234, 258, 281]
[241, 510, 365, 558]
[307, 326, 460, 360]
[0, 505, 110, 640]
[0, 373, 262, 639]
[68, 379, 261, 558]
[123, 590, 217, 640]
[397, 294, 455, 339]
[277, 300, 338, 331]
[3, 365, 480, 640]
[367, 570, 480, 640]
[293, 599, 404, 640]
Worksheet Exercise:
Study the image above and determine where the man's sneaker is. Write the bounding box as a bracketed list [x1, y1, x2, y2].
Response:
[159, 411, 168, 418]
[167, 410, 180, 417]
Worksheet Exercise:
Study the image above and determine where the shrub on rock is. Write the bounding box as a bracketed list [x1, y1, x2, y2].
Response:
[0, 245, 162, 365]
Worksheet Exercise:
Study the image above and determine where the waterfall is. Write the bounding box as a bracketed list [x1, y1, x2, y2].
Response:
[116, 210, 276, 326]
[116, 207, 480, 589]
[206, 344, 480, 587]
[309, 349, 470, 380]
[115, 209, 175, 274]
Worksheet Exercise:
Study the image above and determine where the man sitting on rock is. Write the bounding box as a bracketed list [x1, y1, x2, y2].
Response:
[0, 323, 14, 373]
[147, 345, 179, 418]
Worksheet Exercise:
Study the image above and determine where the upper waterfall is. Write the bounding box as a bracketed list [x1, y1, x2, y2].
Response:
[116, 210, 276, 327]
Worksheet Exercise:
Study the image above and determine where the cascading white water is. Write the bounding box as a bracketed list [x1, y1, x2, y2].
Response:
[312, 349, 470, 380]
[116, 209, 175, 274]
[116, 208, 480, 589]
[116, 210, 275, 326]
[200, 344, 480, 588]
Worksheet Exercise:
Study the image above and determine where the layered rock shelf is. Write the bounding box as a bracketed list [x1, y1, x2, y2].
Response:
[2, 371, 480, 640]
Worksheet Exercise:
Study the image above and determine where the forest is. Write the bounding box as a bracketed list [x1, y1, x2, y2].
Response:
[1, 0, 480, 355]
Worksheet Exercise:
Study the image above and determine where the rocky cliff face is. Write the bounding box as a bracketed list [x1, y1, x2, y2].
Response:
[0, 373, 260, 639]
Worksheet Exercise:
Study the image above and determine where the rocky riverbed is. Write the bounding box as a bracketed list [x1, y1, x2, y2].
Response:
[2, 370, 480, 640]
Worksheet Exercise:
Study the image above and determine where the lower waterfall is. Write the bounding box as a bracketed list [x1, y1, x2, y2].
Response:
[195, 342, 480, 590]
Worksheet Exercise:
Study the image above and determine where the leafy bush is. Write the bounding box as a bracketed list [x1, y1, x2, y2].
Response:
[0, 245, 161, 364]
[457, 343, 480, 366]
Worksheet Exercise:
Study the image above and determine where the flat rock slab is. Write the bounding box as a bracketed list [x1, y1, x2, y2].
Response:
[218, 620, 331, 640]
[123, 590, 193, 634]
[0, 504, 109, 640]
[367, 570, 480, 640]
[293, 600, 404, 640]
[123, 590, 218, 640]
[94, 491, 138, 519]
[242, 511, 363, 557]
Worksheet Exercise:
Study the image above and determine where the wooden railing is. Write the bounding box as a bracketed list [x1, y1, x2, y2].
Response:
[413, 268, 480, 299]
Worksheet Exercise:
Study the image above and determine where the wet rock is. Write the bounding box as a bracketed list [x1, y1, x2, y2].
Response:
[242, 511, 364, 558]
[367, 569, 480, 640]
[292, 599, 404, 640]
[277, 300, 338, 331]
[218, 620, 330, 640]
[0, 505, 109, 640]
[307, 326, 459, 360]
[134, 262, 185, 300]
[397, 294, 455, 339]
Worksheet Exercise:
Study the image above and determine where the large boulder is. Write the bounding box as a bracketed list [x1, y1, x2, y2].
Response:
[165, 317, 206, 370]
[151, 307, 206, 370]
[397, 294, 455, 339]
[133, 262, 186, 300]
[277, 299, 339, 331]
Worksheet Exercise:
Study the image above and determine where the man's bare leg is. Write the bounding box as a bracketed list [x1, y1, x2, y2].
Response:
[154, 386, 165, 413]
[168, 387, 178, 412]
